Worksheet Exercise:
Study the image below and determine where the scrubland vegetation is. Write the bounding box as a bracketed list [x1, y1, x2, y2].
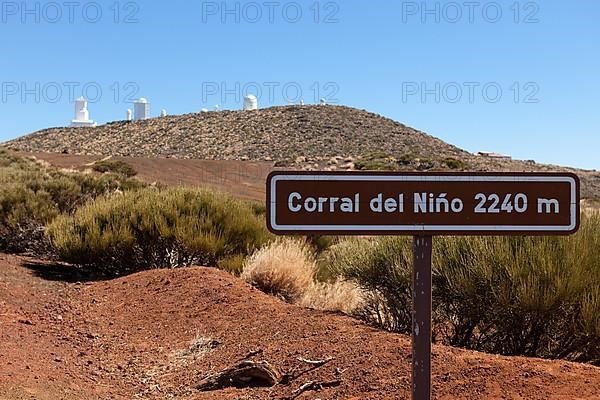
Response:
[355, 152, 469, 171]
[324, 220, 600, 364]
[1, 149, 598, 364]
[47, 188, 271, 276]
[0, 150, 144, 254]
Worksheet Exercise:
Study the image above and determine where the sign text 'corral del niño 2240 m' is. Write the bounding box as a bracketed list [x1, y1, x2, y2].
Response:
[267, 172, 580, 235]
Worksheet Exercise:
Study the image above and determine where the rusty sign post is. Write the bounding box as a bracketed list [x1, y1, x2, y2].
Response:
[412, 235, 432, 400]
[266, 172, 580, 400]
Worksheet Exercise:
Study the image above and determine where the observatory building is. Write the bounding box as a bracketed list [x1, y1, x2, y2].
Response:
[133, 98, 150, 120]
[243, 95, 258, 110]
[70, 97, 97, 127]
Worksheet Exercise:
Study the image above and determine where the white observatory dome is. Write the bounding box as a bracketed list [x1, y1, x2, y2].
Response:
[243, 95, 258, 111]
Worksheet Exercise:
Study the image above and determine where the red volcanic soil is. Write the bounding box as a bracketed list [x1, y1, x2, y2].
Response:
[1, 253, 599, 399]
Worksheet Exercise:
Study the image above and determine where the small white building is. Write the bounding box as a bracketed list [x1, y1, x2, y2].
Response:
[477, 151, 512, 160]
[243, 95, 258, 110]
[70, 97, 97, 127]
[133, 98, 150, 120]
[126, 109, 132, 121]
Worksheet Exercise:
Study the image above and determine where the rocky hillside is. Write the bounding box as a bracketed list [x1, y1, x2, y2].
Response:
[5, 105, 600, 199]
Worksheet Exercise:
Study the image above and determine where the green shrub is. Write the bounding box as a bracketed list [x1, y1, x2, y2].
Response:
[92, 159, 137, 177]
[0, 183, 58, 254]
[441, 157, 468, 170]
[434, 216, 600, 363]
[46, 187, 272, 276]
[324, 216, 600, 364]
[355, 152, 397, 171]
[325, 237, 414, 333]
[0, 150, 145, 254]
[217, 254, 246, 275]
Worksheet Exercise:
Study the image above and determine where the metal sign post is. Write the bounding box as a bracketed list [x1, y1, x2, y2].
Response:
[266, 171, 580, 399]
[412, 235, 432, 400]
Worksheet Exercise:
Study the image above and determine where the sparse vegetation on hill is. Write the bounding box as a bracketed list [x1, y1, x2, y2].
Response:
[5, 106, 466, 166]
[6, 105, 600, 199]
[46, 187, 271, 276]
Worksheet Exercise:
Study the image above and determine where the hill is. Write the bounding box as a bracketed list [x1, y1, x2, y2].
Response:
[1, 253, 599, 399]
[5, 105, 600, 200]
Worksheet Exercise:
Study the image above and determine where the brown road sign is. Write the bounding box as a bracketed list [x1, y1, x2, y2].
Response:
[266, 171, 580, 235]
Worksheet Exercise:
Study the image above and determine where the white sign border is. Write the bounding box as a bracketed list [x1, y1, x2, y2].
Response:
[269, 175, 578, 232]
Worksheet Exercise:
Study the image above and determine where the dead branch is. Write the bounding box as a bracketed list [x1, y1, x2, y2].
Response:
[296, 356, 335, 366]
[197, 360, 279, 391]
[291, 379, 342, 398]
[280, 356, 336, 386]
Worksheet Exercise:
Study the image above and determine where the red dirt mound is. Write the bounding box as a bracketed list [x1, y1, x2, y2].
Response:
[1, 253, 599, 399]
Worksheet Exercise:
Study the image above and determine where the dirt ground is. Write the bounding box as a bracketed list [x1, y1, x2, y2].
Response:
[19, 152, 272, 202]
[1, 253, 599, 399]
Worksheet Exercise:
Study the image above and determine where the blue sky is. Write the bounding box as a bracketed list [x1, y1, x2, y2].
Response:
[1, 1, 598, 169]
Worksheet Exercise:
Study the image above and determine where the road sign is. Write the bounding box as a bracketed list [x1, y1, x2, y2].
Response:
[265, 171, 581, 400]
[267, 172, 580, 235]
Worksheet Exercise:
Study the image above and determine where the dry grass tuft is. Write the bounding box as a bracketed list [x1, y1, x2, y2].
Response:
[241, 239, 314, 302]
[299, 280, 363, 315]
[242, 239, 363, 314]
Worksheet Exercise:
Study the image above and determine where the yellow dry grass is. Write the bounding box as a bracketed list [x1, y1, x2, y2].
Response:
[242, 239, 363, 314]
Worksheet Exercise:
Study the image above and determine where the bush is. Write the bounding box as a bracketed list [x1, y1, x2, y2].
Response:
[434, 216, 600, 363]
[441, 157, 468, 170]
[46, 187, 271, 276]
[323, 217, 600, 364]
[0, 150, 144, 254]
[355, 152, 397, 171]
[92, 159, 137, 177]
[325, 237, 414, 332]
